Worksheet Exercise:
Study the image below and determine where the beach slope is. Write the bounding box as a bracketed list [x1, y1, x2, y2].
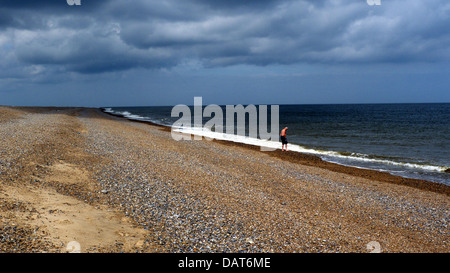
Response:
[0, 106, 448, 253]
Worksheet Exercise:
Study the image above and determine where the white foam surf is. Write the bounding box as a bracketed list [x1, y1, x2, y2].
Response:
[172, 126, 449, 173]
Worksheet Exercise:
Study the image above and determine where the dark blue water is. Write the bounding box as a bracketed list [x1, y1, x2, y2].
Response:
[103, 103, 450, 185]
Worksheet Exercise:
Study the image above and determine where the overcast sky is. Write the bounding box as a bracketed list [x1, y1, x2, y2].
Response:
[1, 0, 449, 107]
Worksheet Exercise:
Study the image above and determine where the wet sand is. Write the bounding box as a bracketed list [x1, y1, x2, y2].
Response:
[0, 106, 449, 253]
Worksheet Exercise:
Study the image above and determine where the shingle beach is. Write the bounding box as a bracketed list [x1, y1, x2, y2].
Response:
[0, 106, 448, 253]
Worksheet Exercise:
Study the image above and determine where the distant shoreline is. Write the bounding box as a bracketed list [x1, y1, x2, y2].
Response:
[99, 107, 450, 197]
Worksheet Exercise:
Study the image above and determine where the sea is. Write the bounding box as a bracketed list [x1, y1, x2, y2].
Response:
[102, 103, 450, 186]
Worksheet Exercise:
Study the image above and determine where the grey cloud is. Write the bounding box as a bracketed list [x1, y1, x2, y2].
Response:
[0, 0, 110, 29]
[1, 0, 110, 10]
[105, 0, 205, 22]
[14, 25, 176, 74]
[1, 0, 67, 9]
[191, 0, 285, 10]
[2, 0, 450, 76]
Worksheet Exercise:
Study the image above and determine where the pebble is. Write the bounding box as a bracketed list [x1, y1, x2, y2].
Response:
[1, 107, 449, 253]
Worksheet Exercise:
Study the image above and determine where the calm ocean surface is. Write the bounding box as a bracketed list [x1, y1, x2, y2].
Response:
[103, 103, 450, 186]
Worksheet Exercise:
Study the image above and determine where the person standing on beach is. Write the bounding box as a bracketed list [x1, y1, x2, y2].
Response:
[280, 127, 288, 151]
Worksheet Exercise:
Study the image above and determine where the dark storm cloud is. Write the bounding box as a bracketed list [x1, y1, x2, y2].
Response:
[191, 0, 283, 9]
[0, 0, 110, 29]
[1, 0, 67, 9]
[1, 0, 450, 76]
[1, 0, 109, 10]
[192, 0, 328, 9]
[13, 22, 176, 74]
